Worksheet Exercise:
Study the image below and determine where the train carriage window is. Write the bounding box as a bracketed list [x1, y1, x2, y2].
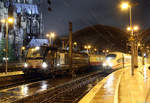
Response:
[125, 58, 130, 62]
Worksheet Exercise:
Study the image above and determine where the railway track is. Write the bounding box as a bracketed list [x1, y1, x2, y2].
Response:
[14, 70, 114, 103]
[0, 74, 46, 90]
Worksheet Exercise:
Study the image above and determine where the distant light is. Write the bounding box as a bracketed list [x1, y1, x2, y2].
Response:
[46, 32, 55, 38]
[106, 57, 112, 61]
[109, 63, 113, 67]
[133, 26, 139, 31]
[3, 57, 6, 61]
[127, 27, 131, 31]
[24, 63, 28, 68]
[21, 46, 25, 50]
[103, 63, 106, 67]
[51, 32, 55, 38]
[42, 62, 48, 68]
[32, 48, 35, 52]
[138, 43, 141, 47]
[73, 42, 77, 45]
[3, 57, 9, 61]
[94, 48, 97, 51]
[57, 63, 60, 66]
[46, 34, 49, 37]
[84, 45, 87, 49]
[1, 19, 5, 23]
[35, 46, 40, 50]
[120, 2, 130, 10]
[88, 45, 91, 49]
[8, 18, 14, 24]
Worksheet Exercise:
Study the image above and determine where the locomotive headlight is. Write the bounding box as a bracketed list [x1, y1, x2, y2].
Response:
[109, 63, 113, 67]
[57, 63, 60, 66]
[42, 62, 48, 68]
[24, 63, 28, 68]
[103, 63, 106, 67]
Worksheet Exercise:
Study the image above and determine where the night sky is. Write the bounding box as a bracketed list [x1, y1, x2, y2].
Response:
[38, 0, 150, 36]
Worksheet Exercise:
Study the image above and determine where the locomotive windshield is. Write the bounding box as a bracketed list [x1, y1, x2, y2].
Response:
[106, 54, 116, 60]
[26, 47, 46, 59]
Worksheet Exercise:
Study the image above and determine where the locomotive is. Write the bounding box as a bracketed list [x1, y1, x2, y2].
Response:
[102, 52, 144, 69]
[23, 45, 103, 76]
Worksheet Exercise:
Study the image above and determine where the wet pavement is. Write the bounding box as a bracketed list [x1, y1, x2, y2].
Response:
[0, 77, 71, 103]
[79, 64, 150, 103]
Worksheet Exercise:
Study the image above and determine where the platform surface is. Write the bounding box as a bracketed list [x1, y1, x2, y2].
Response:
[0, 71, 23, 77]
[79, 64, 150, 103]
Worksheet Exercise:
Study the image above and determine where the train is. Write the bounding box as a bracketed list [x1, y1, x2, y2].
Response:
[102, 52, 144, 69]
[23, 45, 104, 76]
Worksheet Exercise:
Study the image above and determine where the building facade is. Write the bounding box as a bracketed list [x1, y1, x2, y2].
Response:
[0, 0, 43, 61]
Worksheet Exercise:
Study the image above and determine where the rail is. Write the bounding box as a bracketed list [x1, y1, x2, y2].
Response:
[14, 70, 114, 103]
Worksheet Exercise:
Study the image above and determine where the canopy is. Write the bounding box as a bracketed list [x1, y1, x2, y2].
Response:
[27, 39, 48, 48]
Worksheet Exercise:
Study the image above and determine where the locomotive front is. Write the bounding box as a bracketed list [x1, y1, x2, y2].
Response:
[102, 54, 117, 69]
[23, 46, 49, 75]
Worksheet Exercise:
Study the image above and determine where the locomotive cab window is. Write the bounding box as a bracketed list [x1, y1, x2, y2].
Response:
[106, 54, 116, 59]
[26, 47, 46, 59]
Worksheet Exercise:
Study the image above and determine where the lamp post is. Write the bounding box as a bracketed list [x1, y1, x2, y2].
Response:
[84, 45, 91, 54]
[127, 25, 139, 68]
[1, 17, 14, 74]
[102, 49, 109, 56]
[73, 42, 77, 48]
[21, 46, 26, 61]
[120, 2, 138, 75]
[46, 32, 55, 46]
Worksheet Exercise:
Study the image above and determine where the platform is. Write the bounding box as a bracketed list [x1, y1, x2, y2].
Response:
[79, 64, 150, 103]
[0, 71, 23, 77]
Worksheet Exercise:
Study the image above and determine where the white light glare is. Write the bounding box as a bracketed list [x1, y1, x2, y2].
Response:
[57, 63, 60, 66]
[24, 63, 28, 68]
[35, 46, 40, 50]
[42, 62, 48, 68]
[106, 57, 112, 60]
[109, 63, 113, 67]
[3, 57, 9, 61]
[103, 63, 106, 67]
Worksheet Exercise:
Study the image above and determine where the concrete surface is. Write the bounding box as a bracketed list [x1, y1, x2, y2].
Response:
[79, 64, 150, 103]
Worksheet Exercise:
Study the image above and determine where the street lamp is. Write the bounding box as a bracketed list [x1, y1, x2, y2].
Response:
[1, 17, 14, 74]
[120, 2, 138, 75]
[120, 2, 130, 10]
[46, 32, 55, 46]
[73, 42, 77, 49]
[84, 45, 91, 54]
[73, 42, 77, 46]
[127, 26, 139, 32]
[102, 49, 109, 55]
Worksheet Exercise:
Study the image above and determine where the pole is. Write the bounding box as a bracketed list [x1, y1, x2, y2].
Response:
[62, 41, 65, 49]
[134, 38, 138, 68]
[69, 22, 73, 76]
[49, 36, 51, 46]
[129, 7, 134, 76]
[142, 47, 145, 65]
[122, 53, 125, 68]
[5, 22, 8, 74]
